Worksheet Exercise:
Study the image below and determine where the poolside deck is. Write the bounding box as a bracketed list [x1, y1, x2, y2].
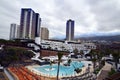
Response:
[26, 61, 94, 80]
[7, 59, 94, 80]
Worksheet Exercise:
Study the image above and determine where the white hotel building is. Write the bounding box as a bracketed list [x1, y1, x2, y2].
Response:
[40, 40, 96, 53]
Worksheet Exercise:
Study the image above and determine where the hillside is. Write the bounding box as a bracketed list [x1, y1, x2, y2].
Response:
[78, 35, 120, 41]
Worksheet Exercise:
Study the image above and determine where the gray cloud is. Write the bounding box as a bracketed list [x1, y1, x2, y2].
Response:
[87, 0, 120, 31]
[0, 0, 120, 39]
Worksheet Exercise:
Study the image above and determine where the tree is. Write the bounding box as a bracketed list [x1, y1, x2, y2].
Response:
[73, 48, 78, 55]
[104, 48, 120, 70]
[80, 50, 84, 57]
[95, 49, 104, 69]
[57, 52, 63, 80]
[0, 39, 7, 44]
[104, 48, 112, 56]
[74, 68, 82, 74]
[108, 68, 116, 76]
[67, 59, 72, 66]
[0, 46, 34, 67]
[111, 49, 120, 70]
[47, 46, 51, 50]
[89, 49, 97, 72]
[50, 61, 54, 70]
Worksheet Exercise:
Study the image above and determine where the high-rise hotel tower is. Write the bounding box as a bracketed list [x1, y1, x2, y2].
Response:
[9, 23, 20, 40]
[19, 8, 41, 39]
[41, 27, 49, 40]
[66, 19, 74, 41]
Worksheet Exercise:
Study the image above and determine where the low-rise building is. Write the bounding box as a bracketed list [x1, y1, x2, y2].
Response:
[40, 40, 96, 54]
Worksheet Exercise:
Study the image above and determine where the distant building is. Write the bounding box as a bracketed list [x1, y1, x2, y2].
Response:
[66, 19, 74, 41]
[40, 39, 96, 52]
[9, 24, 20, 40]
[19, 8, 41, 39]
[41, 27, 49, 40]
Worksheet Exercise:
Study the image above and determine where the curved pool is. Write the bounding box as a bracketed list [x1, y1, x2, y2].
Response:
[33, 61, 84, 77]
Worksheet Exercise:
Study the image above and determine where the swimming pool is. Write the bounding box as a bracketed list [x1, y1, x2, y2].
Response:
[33, 61, 84, 77]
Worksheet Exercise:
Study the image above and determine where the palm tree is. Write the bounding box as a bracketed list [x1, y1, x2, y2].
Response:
[74, 68, 82, 74]
[73, 48, 78, 55]
[95, 49, 104, 69]
[89, 49, 97, 72]
[57, 51, 63, 80]
[80, 50, 84, 57]
[50, 60, 54, 70]
[67, 59, 72, 66]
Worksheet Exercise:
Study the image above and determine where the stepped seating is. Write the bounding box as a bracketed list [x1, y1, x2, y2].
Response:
[8, 66, 41, 80]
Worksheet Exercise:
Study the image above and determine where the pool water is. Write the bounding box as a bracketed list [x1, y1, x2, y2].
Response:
[34, 61, 84, 77]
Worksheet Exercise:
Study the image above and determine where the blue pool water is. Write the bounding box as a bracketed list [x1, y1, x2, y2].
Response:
[34, 61, 84, 77]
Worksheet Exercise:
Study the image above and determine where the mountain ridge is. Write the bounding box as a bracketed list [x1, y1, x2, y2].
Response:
[77, 35, 120, 41]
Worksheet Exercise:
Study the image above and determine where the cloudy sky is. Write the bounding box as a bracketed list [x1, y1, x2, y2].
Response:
[0, 0, 120, 39]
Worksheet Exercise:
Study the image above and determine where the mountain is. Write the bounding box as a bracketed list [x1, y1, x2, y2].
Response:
[77, 35, 120, 41]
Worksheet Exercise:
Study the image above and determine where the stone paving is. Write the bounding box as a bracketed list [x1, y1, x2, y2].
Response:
[97, 62, 112, 80]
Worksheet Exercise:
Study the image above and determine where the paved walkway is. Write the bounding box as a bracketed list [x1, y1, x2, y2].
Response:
[97, 62, 112, 80]
[0, 72, 9, 80]
[4, 68, 15, 80]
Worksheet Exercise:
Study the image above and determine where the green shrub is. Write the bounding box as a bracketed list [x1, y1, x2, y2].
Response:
[94, 68, 101, 74]
[108, 68, 116, 76]
[74, 68, 82, 74]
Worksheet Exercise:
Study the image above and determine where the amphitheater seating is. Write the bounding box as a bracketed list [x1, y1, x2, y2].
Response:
[8, 66, 41, 80]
